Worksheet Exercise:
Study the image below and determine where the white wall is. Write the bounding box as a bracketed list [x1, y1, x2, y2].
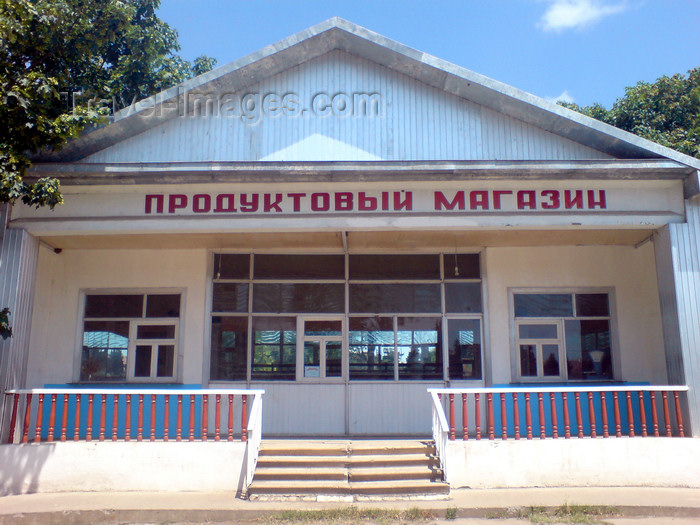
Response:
[0, 442, 246, 495]
[26, 248, 209, 387]
[445, 438, 700, 488]
[484, 243, 667, 385]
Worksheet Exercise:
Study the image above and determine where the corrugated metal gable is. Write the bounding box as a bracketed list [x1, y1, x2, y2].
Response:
[80, 50, 612, 163]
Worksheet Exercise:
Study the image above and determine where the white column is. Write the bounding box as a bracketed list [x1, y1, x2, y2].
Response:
[654, 196, 700, 436]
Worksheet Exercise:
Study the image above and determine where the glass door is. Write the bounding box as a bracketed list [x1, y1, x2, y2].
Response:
[297, 317, 344, 381]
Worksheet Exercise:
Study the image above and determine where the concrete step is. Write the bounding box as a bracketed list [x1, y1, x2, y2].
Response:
[349, 466, 443, 482]
[256, 453, 438, 468]
[253, 467, 347, 481]
[248, 479, 450, 496]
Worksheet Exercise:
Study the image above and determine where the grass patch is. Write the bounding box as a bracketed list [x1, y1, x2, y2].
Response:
[263, 506, 436, 524]
[488, 504, 619, 525]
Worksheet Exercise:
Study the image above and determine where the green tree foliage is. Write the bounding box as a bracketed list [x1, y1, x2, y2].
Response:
[0, 0, 216, 210]
[560, 68, 700, 159]
[0, 0, 216, 337]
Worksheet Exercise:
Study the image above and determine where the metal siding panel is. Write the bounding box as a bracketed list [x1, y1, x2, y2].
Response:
[663, 199, 700, 435]
[348, 382, 440, 435]
[81, 52, 613, 163]
[250, 383, 345, 436]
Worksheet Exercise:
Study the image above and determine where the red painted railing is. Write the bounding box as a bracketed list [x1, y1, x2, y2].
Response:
[430, 386, 688, 442]
[3, 388, 264, 444]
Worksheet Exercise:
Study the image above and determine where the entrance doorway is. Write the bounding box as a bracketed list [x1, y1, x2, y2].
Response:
[298, 317, 344, 381]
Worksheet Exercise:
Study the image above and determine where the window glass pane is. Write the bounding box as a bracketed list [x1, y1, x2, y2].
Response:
[518, 324, 558, 339]
[213, 283, 249, 313]
[350, 283, 441, 313]
[445, 282, 482, 313]
[349, 317, 394, 380]
[254, 255, 345, 280]
[145, 294, 180, 318]
[85, 295, 143, 318]
[210, 316, 248, 381]
[303, 342, 320, 378]
[542, 344, 560, 376]
[349, 254, 440, 280]
[81, 321, 129, 381]
[443, 254, 480, 279]
[565, 320, 613, 380]
[575, 294, 610, 317]
[326, 341, 342, 377]
[136, 324, 176, 339]
[397, 317, 442, 380]
[447, 319, 482, 380]
[134, 345, 152, 377]
[252, 317, 296, 380]
[520, 345, 537, 376]
[213, 254, 250, 279]
[253, 283, 344, 313]
[157, 345, 175, 377]
[514, 294, 573, 317]
[305, 320, 342, 336]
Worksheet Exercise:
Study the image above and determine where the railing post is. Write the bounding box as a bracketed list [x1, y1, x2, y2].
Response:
[625, 391, 635, 437]
[21, 393, 32, 444]
[35, 394, 44, 443]
[241, 394, 248, 442]
[448, 393, 455, 441]
[474, 393, 481, 440]
[125, 395, 132, 442]
[638, 392, 647, 437]
[188, 395, 195, 441]
[100, 395, 107, 442]
[650, 391, 659, 437]
[673, 392, 685, 437]
[512, 393, 520, 440]
[48, 394, 57, 443]
[202, 394, 208, 442]
[588, 392, 596, 438]
[61, 394, 69, 442]
[112, 395, 119, 441]
[150, 395, 157, 442]
[8, 393, 19, 444]
[163, 395, 170, 442]
[462, 393, 468, 440]
[136, 394, 144, 442]
[574, 392, 583, 438]
[549, 393, 558, 439]
[215, 394, 221, 442]
[487, 393, 494, 440]
[562, 392, 570, 439]
[537, 392, 545, 439]
[524, 393, 533, 440]
[176, 395, 183, 442]
[86, 394, 94, 442]
[74, 394, 81, 441]
[500, 393, 508, 440]
[600, 392, 609, 438]
[227, 394, 234, 442]
[613, 391, 622, 437]
[662, 391, 672, 437]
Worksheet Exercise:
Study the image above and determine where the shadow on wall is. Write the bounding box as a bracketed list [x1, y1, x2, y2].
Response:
[0, 444, 55, 496]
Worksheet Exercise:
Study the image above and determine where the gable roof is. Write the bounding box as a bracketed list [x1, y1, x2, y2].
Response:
[33, 17, 700, 172]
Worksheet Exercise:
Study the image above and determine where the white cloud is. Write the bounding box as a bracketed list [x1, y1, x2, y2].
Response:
[545, 90, 576, 104]
[539, 0, 626, 32]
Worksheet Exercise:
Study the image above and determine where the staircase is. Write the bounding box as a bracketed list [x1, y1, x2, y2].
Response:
[247, 440, 449, 501]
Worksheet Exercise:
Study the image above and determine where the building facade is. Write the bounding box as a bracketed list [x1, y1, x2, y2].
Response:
[1, 18, 699, 440]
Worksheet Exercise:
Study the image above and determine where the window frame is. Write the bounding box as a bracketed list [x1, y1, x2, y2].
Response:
[509, 287, 617, 383]
[77, 290, 184, 384]
[207, 252, 485, 384]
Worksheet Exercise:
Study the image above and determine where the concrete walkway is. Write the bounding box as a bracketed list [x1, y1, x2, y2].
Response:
[1, 487, 700, 524]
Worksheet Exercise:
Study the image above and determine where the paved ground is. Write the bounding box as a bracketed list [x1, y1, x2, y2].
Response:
[1, 487, 700, 524]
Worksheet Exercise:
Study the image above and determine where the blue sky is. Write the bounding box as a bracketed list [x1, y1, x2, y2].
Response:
[158, 0, 699, 108]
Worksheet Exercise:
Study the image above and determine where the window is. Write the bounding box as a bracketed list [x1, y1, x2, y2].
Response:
[81, 293, 180, 382]
[209, 253, 484, 382]
[513, 292, 613, 381]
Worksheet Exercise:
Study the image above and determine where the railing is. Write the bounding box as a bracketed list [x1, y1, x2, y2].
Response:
[3, 388, 264, 445]
[429, 386, 689, 444]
